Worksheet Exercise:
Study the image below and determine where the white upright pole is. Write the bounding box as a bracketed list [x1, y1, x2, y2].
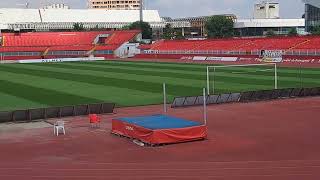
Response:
[203, 88, 207, 125]
[206, 67, 210, 95]
[275, 63, 278, 89]
[212, 67, 216, 95]
[140, 0, 144, 22]
[163, 83, 167, 114]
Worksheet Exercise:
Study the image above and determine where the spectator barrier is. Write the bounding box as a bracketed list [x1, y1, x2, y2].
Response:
[0, 103, 115, 123]
[172, 87, 320, 108]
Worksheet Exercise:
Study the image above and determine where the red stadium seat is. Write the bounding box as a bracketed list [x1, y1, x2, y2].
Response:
[2, 31, 110, 47]
[1, 31, 139, 48]
[0, 30, 140, 60]
[105, 30, 139, 45]
[149, 36, 319, 52]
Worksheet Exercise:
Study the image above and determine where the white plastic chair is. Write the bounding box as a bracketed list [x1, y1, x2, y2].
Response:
[53, 121, 66, 136]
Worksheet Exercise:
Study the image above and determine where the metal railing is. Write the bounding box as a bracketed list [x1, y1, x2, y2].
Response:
[142, 49, 320, 57]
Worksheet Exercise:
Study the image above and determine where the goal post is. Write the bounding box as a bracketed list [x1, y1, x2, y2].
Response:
[206, 63, 278, 95]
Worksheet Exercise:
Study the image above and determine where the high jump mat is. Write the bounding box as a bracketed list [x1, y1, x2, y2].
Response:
[111, 114, 207, 145]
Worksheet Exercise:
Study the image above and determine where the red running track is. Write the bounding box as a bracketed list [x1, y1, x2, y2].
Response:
[0, 97, 320, 180]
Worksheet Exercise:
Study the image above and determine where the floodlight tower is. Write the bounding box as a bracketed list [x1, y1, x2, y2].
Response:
[140, 0, 143, 22]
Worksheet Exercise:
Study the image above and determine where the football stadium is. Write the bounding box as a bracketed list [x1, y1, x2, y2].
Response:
[0, 0, 320, 179]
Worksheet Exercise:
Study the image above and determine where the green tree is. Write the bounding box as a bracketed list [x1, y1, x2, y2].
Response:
[128, 21, 152, 39]
[121, 25, 130, 30]
[162, 24, 175, 40]
[311, 26, 320, 35]
[266, 29, 276, 37]
[73, 23, 85, 31]
[205, 15, 234, 38]
[288, 28, 298, 36]
[174, 30, 184, 40]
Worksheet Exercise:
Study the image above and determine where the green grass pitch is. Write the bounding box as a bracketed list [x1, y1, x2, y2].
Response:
[0, 60, 319, 111]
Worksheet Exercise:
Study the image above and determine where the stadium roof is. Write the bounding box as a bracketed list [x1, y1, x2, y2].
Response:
[234, 19, 305, 28]
[0, 9, 161, 24]
[0, 8, 164, 30]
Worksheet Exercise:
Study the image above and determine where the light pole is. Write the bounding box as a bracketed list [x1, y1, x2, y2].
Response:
[140, 0, 143, 22]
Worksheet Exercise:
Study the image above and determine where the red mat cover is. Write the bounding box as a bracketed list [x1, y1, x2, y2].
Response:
[112, 119, 207, 145]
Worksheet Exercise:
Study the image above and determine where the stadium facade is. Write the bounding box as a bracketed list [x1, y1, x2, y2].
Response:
[253, 1, 280, 19]
[0, 9, 163, 30]
[43, 3, 70, 9]
[165, 16, 305, 37]
[235, 19, 306, 36]
[87, 0, 140, 10]
[0, 8, 167, 39]
[304, 0, 320, 32]
[164, 15, 236, 37]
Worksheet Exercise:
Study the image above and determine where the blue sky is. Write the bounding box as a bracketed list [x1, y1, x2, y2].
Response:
[0, 0, 305, 18]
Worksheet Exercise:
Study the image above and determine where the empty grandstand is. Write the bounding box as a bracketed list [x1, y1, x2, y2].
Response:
[139, 36, 320, 61]
[2, 31, 320, 62]
[0, 30, 140, 60]
[147, 37, 315, 51]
